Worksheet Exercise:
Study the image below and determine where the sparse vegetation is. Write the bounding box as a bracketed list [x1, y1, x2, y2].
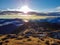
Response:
[0, 35, 60, 45]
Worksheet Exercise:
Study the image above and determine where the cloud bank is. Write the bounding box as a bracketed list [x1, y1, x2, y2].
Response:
[0, 6, 60, 13]
[43, 6, 60, 13]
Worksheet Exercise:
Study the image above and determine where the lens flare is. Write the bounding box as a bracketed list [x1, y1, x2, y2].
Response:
[20, 5, 33, 13]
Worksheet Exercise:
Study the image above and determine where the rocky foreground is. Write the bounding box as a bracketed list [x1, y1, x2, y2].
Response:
[0, 34, 60, 45]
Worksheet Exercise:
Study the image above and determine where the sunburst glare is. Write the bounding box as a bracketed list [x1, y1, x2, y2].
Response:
[20, 5, 33, 13]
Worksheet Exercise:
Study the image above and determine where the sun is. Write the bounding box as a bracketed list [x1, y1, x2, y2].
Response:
[20, 5, 33, 13]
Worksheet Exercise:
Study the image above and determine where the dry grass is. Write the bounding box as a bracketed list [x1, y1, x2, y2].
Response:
[0, 34, 60, 45]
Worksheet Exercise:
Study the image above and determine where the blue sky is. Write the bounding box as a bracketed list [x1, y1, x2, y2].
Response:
[0, 0, 60, 12]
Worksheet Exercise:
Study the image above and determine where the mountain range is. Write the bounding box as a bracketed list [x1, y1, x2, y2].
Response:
[0, 17, 60, 34]
[0, 11, 60, 16]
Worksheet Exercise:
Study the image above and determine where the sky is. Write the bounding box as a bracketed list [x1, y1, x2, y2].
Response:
[0, 0, 60, 12]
